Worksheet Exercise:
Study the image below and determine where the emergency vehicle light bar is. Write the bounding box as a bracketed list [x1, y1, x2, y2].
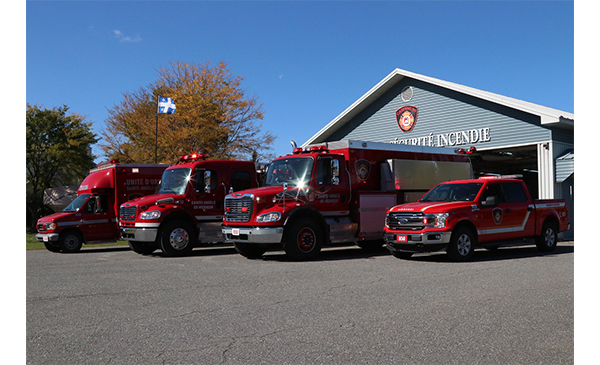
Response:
[96, 159, 120, 168]
[455, 146, 477, 154]
[479, 174, 524, 180]
[178, 152, 206, 163]
[292, 145, 329, 154]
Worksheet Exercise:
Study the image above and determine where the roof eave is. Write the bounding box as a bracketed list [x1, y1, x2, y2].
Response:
[303, 68, 574, 146]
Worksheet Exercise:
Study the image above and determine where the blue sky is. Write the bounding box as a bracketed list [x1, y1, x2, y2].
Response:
[26, 1, 574, 162]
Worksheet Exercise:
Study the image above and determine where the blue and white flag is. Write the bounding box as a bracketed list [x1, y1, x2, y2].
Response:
[158, 96, 176, 114]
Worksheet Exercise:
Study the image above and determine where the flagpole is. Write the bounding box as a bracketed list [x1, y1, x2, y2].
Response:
[155, 95, 159, 164]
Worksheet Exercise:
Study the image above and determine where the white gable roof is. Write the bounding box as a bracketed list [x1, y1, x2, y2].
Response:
[304, 68, 574, 146]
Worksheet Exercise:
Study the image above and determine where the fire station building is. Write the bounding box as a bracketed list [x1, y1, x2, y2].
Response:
[303, 69, 574, 239]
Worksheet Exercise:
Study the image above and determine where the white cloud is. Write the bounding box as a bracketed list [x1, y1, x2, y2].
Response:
[113, 30, 141, 43]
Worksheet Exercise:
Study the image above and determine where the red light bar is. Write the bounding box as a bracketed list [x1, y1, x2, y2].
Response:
[309, 145, 328, 153]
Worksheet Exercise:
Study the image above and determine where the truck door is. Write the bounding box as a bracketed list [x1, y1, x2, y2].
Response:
[499, 181, 536, 239]
[312, 155, 349, 215]
[478, 183, 513, 242]
[191, 168, 222, 218]
[83, 194, 117, 242]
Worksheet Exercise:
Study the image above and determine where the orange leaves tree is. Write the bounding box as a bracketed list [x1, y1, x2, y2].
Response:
[101, 61, 275, 163]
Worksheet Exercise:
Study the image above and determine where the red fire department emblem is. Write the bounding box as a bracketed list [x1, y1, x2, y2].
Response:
[492, 207, 503, 225]
[395, 105, 418, 133]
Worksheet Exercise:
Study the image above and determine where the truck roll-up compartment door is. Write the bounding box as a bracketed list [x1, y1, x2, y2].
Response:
[381, 159, 472, 192]
[358, 193, 397, 239]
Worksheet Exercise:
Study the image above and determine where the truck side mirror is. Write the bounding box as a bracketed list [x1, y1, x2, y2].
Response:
[481, 195, 498, 207]
[331, 159, 340, 185]
[204, 170, 212, 194]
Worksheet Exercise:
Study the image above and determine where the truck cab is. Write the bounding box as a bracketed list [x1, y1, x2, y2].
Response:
[119, 153, 260, 256]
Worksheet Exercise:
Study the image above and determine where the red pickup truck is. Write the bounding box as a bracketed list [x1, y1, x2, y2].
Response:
[383, 176, 570, 261]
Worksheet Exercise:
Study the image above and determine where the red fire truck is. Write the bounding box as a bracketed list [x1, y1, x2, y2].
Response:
[119, 153, 261, 256]
[222, 140, 473, 260]
[36, 161, 167, 253]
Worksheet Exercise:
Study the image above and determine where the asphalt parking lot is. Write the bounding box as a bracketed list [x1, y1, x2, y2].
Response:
[27, 241, 574, 364]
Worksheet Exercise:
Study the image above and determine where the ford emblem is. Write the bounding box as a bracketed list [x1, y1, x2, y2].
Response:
[399, 218, 409, 224]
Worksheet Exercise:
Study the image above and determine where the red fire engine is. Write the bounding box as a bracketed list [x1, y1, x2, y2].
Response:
[222, 140, 473, 260]
[36, 161, 167, 253]
[119, 152, 261, 256]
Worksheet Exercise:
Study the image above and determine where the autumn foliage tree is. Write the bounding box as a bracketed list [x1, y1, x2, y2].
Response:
[101, 61, 275, 163]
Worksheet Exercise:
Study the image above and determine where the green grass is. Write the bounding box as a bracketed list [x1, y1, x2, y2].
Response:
[26, 233, 128, 250]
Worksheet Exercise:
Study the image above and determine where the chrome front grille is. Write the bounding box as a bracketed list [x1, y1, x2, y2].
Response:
[120, 206, 137, 221]
[386, 212, 425, 230]
[37, 223, 46, 232]
[224, 195, 254, 223]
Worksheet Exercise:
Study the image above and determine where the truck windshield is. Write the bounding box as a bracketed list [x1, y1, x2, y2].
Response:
[63, 194, 91, 212]
[419, 183, 483, 202]
[158, 168, 192, 195]
[266, 157, 314, 188]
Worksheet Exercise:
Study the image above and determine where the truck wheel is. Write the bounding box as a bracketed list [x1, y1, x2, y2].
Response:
[58, 231, 83, 253]
[234, 243, 267, 259]
[536, 222, 558, 252]
[447, 227, 475, 262]
[283, 218, 323, 260]
[160, 221, 195, 257]
[128, 241, 156, 255]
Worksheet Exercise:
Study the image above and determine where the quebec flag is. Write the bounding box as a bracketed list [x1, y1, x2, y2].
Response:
[158, 96, 176, 114]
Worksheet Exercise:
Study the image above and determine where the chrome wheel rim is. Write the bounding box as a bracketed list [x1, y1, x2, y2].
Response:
[457, 234, 472, 256]
[544, 228, 556, 248]
[169, 228, 189, 250]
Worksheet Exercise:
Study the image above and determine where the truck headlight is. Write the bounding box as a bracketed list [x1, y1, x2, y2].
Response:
[140, 210, 161, 220]
[256, 212, 281, 223]
[46, 222, 56, 231]
[423, 213, 449, 228]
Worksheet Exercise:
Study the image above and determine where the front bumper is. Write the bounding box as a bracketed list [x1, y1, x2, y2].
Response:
[384, 231, 452, 253]
[36, 233, 59, 243]
[222, 226, 284, 244]
[120, 227, 158, 242]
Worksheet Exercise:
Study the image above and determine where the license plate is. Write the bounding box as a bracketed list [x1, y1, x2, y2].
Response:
[232, 228, 240, 236]
[43, 236, 49, 242]
[396, 235, 407, 243]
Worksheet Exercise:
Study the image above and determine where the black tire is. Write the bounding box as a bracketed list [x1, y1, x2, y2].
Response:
[283, 218, 323, 260]
[58, 231, 83, 253]
[536, 221, 558, 252]
[234, 243, 267, 259]
[159, 220, 196, 257]
[128, 241, 156, 255]
[391, 251, 413, 259]
[447, 227, 475, 262]
[44, 242, 61, 253]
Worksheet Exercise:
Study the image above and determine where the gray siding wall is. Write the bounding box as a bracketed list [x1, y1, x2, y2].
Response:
[327, 78, 558, 150]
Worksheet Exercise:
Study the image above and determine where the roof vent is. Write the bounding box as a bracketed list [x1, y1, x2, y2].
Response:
[401, 86, 414, 102]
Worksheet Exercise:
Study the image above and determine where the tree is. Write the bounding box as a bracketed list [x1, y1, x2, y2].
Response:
[101, 61, 275, 163]
[26, 104, 98, 229]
